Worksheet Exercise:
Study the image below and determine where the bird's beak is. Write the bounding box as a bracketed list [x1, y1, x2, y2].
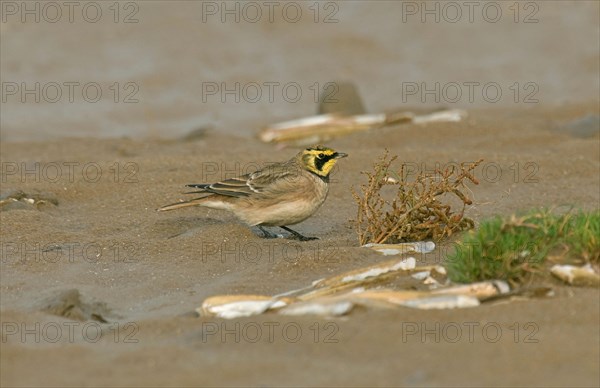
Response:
[335, 152, 348, 159]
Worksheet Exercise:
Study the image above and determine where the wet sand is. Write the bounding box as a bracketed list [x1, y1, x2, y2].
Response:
[1, 1, 599, 386]
[2, 105, 599, 386]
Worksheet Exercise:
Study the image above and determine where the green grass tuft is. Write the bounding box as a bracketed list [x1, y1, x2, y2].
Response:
[567, 210, 600, 262]
[446, 209, 600, 284]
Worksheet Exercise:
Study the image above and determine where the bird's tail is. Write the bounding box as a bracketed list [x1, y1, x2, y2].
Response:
[157, 184, 221, 211]
[157, 199, 204, 212]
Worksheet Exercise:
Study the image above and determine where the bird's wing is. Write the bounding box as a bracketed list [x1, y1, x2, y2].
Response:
[186, 163, 298, 198]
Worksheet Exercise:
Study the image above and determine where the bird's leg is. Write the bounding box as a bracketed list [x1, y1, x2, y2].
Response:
[280, 226, 319, 241]
[258, 226, 280, 239]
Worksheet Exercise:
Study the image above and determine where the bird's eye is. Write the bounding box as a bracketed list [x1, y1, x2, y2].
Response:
[317, 153, 324, 159]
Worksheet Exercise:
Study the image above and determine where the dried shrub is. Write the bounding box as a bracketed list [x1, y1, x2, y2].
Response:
[352, 150, 482, 245]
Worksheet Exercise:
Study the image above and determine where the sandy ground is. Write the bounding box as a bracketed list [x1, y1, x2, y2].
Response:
[1, 106, 599, 387]
[1, 1, 599, 387]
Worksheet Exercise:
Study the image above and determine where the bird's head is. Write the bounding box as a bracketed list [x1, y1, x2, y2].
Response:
[299, 145, 348, 177]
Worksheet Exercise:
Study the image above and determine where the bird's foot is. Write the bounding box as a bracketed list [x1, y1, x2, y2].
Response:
[280, 226, 319, 241]
[258, 226, 281, 239]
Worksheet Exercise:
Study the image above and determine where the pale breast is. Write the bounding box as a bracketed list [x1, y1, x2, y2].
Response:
[238, 172, 329, 226]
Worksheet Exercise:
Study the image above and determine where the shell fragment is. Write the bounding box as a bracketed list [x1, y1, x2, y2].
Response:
[398, 295, 480, 310]
[259, 110, 467, 146]
[194, 243, 554, 318]
[198, 295, 289, 319]
[363, 241, 436, 256]
[551, 264, 600, 287]
[278, 300, 354, 317]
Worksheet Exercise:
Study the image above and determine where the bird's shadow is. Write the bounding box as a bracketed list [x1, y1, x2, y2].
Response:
[153, 215, 311, 241]
[153, 215, 261, 240]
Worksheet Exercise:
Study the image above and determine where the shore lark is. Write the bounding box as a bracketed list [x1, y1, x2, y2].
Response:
[158, 146, 348, 240]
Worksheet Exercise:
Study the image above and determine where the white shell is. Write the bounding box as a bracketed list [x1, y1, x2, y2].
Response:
[198, 295, 288, 319]
[278, 300, 354, 317]
[399, 295, 480, 309]
[363, 241, 436, 256]
[551, 264, 599, 286]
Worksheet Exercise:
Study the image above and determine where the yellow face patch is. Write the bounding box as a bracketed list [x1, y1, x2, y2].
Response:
[301, 146, 345, 177]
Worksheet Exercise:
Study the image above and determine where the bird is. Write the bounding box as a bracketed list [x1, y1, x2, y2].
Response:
[157, 145, 348, 241]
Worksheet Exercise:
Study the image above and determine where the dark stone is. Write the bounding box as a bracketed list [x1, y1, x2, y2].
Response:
[556, 114, 600, 138]
[318, 81, 366, 116]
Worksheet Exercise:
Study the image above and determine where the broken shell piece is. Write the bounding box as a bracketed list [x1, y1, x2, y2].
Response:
[339, 258, 416, 282]
[408, 272, 444, 289]
[551, 264, 600, 287]
[259, 113, 390, 145]
[278, 299, 354, 317]
[399, 295, 480, 310]
[412, 109, 467, 124]
[198, 295, 289, 319]
[431, 280, 510, 300]
[259, 109, 467, 146]
[298, 258, 416, 300]
[363, 241, 435, 256]
[434, 266, 447, 275]
[345, 290, 479, 310]
[339, 290, 480, 310]
[319, 258, 415, 287]
[423, 276, 442, 286]
[346, 289, 426, 304]
[411, 271, 431, 280]
[317, 258, 416, 287]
